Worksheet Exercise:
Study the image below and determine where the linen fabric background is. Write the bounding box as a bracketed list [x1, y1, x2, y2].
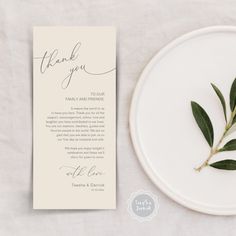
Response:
[1, 0, 236, 235]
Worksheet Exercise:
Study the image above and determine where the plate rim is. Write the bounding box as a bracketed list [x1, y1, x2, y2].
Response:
[129, 25, 236, 215]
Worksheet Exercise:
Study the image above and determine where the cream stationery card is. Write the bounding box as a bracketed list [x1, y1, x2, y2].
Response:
[33, 27, 116, 209]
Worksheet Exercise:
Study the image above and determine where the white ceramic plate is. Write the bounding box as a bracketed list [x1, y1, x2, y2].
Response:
[130, 26, 236, 215]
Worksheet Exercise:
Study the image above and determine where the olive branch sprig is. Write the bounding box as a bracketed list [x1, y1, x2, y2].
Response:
[191, 78, 236, 171]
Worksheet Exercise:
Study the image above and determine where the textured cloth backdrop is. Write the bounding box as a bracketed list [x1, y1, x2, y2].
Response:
[1, 0, 236, 235]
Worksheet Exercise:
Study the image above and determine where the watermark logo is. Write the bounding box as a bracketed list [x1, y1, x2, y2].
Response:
[127, 190, 158, 222]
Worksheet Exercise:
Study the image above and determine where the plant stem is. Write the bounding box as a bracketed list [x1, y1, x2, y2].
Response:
[195, 107, 236, 171]
[195, 131, 226, 171]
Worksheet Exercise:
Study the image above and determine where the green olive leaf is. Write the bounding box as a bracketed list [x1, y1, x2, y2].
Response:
[211, 83, 227, 122]
[230, 78, 236, 111]
[219, 139, 236, 151]
[191, 101, 214, 147]
[210, 159, 236, 170]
